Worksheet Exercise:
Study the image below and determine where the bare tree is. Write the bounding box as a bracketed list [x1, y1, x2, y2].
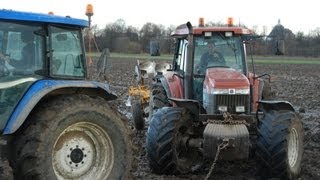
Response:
[139, 23, 163, 53]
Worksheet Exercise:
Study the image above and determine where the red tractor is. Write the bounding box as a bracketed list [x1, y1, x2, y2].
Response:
[146, 19, 304, 179]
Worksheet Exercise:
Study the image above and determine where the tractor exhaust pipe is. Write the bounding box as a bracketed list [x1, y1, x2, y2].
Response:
[184, 22, 193, 99]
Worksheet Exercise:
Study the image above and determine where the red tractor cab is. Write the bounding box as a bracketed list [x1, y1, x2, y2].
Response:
[168, 23, 259, 113]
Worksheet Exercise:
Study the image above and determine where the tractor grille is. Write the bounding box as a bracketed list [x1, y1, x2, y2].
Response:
[204, 94, 249, 114]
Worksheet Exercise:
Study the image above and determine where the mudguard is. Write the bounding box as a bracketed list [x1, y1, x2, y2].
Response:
[257, 100, 295, 112]
[3, 79, 116, 134]
[169, 97, 206, 119]
[160, 72, 183, 99]
[159, 76, 171, 97]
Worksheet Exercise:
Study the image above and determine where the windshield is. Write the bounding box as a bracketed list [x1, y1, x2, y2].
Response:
[193, 34, 244, 74]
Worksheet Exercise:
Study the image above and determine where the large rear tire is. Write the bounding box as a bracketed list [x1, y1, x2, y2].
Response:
[256, 110, 303, 179]
[146, 107, 203, 174]
[11, 94, 133, 180]
[0, 157, 13, 180]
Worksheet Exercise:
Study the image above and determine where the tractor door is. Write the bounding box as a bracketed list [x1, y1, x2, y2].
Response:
[173, 39, 188, 76]
[48, 26, 86, 78]
[0, 22, 45, 131]
[164, 39, 188, 99]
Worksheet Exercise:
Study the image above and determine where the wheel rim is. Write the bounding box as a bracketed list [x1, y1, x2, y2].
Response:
[288, 127, 299, 168]
[52, 122, 114, 179]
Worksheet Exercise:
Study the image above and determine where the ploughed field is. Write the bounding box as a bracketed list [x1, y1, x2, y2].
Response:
[89, 57, 320, 179]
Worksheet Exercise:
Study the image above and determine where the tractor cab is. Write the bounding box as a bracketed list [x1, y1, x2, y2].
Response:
[0, 10, 87, 131]
[169, 20, 254, 115]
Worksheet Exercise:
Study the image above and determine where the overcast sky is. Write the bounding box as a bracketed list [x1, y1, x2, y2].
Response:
[2, 0, 318, 34]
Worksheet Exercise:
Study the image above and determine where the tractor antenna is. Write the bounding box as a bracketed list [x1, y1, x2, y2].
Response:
[85, 4, 94, 66]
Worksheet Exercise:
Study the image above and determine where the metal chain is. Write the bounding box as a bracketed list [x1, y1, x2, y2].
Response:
[208, 119, 249, 126]
[223, 112, 233, 122]
[207, 112, 249, 126]
[204, 140, 229, 180]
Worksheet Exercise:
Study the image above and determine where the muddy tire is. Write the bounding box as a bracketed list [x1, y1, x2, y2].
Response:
[146, 107, 202, 174]
[131, 99, 144, 130]
[148, 83, 170, 119]
[256, 110, 303, 179]
[11, 94, 132, 180]
[0, 158, 13, 180]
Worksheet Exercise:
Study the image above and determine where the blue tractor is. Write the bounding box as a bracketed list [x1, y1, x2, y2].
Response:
[0, 9, 132, 179]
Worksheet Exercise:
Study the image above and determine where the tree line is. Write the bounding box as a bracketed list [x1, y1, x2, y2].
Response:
[84, 19, 320, 57]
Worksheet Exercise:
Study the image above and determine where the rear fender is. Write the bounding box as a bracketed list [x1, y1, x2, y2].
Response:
[3, 79, 116, 135]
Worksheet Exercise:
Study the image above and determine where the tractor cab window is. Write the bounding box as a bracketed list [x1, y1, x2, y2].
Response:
[0, 23, 45, 75]
[49, 26, 85, 78]
[194, 34, 244, 74]
[174, 39, 188, 73]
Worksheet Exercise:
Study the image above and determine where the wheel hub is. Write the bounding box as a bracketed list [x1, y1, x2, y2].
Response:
[70, 147, 84, 164]
[52, 122, 114, 179]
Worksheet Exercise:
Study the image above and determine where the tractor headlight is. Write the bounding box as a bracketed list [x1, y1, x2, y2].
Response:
[236, 106, 245, 112]
[218, 106, 228, 112]
[209, 88, 250, 95]
[235, 88, 250, 94]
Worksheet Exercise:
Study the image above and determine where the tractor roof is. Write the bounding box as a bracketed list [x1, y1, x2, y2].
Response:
[171, 23, 253, 37]
[193, 27, 252, 35]
[0, 9, 88, 27]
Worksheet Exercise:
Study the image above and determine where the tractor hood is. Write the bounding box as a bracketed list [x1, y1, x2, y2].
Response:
[204, 68, 250, 94]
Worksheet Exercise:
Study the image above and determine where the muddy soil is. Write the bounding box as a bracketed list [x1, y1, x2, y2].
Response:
[89, 58, 320, 180]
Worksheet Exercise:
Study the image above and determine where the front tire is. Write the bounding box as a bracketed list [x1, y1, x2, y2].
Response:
[256, 110, 303, 179]
[11, 94, 132, 180]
